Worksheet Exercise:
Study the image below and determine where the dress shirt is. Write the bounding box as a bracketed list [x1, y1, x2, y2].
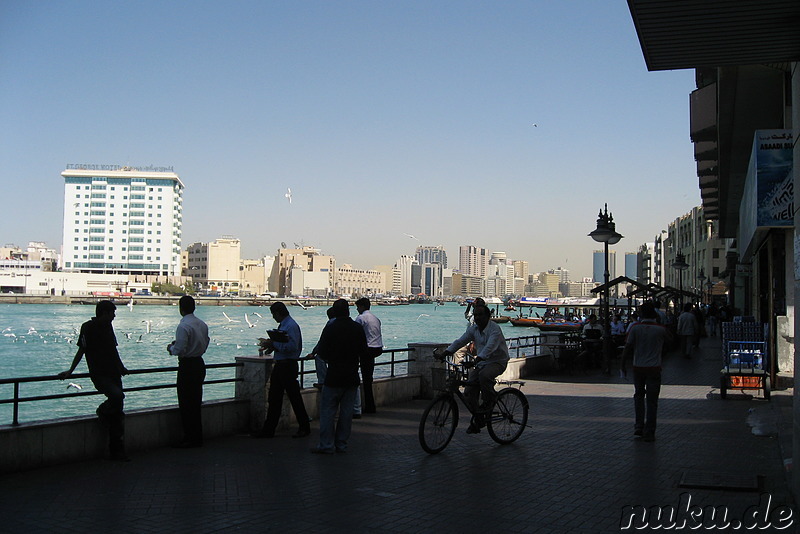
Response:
[446, 320, 509, 366]
[271, 315, 303, 361]
[169, 313, 210, 359]
[354, 310, 383, 349]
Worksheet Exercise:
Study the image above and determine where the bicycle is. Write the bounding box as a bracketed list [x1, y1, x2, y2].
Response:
[418, 350, 529, 454]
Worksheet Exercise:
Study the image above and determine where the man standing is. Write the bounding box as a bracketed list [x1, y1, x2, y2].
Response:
[354, 297, 383, 414]
[253, 302, 311, 439]
[311, 298, 367, 454]
[676, 302, 699, 359]
[621, 301, 671, 442]
[167, 295, 210, 448]
[440, 304, 509, 434]
[59, 300, 129, 461]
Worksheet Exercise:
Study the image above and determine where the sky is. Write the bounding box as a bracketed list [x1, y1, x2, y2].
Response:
[0, 1, 699, 280]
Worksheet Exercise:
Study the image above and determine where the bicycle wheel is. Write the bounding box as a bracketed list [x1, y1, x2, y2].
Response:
[419, 395, 458, 454]
[487, 388, 528, 444]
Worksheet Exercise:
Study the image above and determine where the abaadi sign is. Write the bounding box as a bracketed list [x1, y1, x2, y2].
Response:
[738, 130, 794, 260]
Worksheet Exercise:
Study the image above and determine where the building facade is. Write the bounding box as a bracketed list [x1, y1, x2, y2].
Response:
[458, 245, 488, 278]
[61, 165, 183, 276]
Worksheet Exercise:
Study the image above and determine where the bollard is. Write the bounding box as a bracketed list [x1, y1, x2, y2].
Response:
[408, 342, 449, 400]
[235, 355, 274, 431]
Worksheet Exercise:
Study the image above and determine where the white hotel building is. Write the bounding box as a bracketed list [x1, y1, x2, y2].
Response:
[61, 164, 184, 276]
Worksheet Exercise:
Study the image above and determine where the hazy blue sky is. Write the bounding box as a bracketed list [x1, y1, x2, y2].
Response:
[0, 1, 699, 279]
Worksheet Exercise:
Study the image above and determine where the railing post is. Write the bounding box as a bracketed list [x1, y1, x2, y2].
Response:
[12, 382, 19, 426]
[408, 342, 449, 400]
[235, 355, 274, 431]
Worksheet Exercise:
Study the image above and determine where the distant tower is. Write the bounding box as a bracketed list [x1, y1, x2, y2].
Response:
[593, 250, 616, 282]
[459, 245, 488, 277]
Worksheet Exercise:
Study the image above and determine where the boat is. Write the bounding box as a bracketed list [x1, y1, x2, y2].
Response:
[509, 317, 542, 327]
[536, 320, 582, 332]
[490, 315, 511, 324]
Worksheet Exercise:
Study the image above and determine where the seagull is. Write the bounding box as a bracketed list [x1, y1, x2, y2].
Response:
[403, 233, 419, 240]
[244, 313, 257, 328]
[66, 382, 82, 391]
[127, 299, 133, 311]
[142, 320, 152, 334]
[531, 123, 538, 127]
[295, 299, 311, 310]
[136, 334, 143, 343]
[125, 332, 132, 340]
[417, 314, 431, 320]
[253, 312, 263, 318]
[285, 188, 292, 204]
[73, 202, 80, 208]
[222, 311, 239, 323]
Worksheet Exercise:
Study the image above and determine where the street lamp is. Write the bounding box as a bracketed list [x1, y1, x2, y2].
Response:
[589, 204, 623, 374]
[697, 269, 706, 305]
[673, 252, 689, 309]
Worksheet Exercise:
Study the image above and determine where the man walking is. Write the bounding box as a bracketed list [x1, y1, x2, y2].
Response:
[354, 297, 383, 414]
[59, 300, 129, 461]
[311, 298, 367, 454]
[167, 295, 210, 448]
[621, 301, 671, 442]
[253, 302, 311, 439]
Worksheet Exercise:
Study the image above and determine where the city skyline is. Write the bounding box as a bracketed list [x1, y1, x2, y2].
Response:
[0, 2, 700, 278]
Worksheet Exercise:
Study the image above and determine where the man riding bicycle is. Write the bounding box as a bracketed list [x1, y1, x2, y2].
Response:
[439, 304, 510, 434]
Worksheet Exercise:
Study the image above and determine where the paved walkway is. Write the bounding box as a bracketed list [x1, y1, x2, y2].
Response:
[0, 336, 795, 533]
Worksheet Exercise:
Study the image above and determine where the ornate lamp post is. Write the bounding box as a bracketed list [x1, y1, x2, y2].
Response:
[589, 204, 623, 374]
[673, 252, 689, 309]
[697, 269, 706, 305]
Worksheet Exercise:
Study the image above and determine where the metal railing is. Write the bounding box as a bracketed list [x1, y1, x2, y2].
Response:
[0, 338, 542, 426]
[297, 347, 416, 389]
[0, 362, 242, 426]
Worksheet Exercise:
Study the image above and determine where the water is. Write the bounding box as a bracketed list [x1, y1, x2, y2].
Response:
[0, 302, 536, 423]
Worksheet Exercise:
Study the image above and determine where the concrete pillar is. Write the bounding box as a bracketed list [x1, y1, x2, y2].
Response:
[408, 342, 449, 399]
[235, 355, 273, 431]
[791, 60, 799, 502]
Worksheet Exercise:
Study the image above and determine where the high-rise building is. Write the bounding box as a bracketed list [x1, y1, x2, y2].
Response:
[624, 252, 638, 280]
[61, 164, 183, 276]
[415, 245, 447, 269]
[512, 260, 529, 282]
[592, 250, 616, 282]
[415, 246, 446, 295]
[459, 245, 488, 278]
[394, 255, 415, 295]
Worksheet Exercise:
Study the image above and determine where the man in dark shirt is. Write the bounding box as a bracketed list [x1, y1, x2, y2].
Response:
[311, 298, 367, 454]
[59, 300, 129, 461]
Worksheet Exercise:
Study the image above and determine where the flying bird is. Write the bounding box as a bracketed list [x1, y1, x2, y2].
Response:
[66, 382, 82, 391]
[285, 188, 292, 204]
[222, 311, 239, 323]
[244, 313, 257, 328]
[417, 314, 431, 320]
[403, 233, 420, 240]
[73, 202, 80, 208]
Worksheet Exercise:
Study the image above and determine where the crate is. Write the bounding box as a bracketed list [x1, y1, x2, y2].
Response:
[730, 376, 761, 388]
[430, 367, 449, 391]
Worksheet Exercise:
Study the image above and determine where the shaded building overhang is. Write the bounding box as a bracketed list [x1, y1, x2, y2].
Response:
[627, 0, 800, 238]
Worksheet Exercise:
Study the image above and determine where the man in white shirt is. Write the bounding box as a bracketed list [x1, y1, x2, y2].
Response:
[354, 298, 383, 414]
[441, 304, 509, 434]
[167, 296, 210, 448]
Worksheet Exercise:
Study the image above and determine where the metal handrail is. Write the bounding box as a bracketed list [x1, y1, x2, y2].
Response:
[297, 347, 416, 389]
[1, 337, 542, 426]
[0, 362, 242, 426]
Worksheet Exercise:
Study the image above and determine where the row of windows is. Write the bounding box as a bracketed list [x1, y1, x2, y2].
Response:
[76, 185, 166, 193]
[75, 236, 162, 243]
[75, 228, 164, 236]
[75, 194, 169, 202]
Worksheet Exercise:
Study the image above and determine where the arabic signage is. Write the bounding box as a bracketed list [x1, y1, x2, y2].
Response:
[739, 130, 794, 258]
[66, 164, 175, 173]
